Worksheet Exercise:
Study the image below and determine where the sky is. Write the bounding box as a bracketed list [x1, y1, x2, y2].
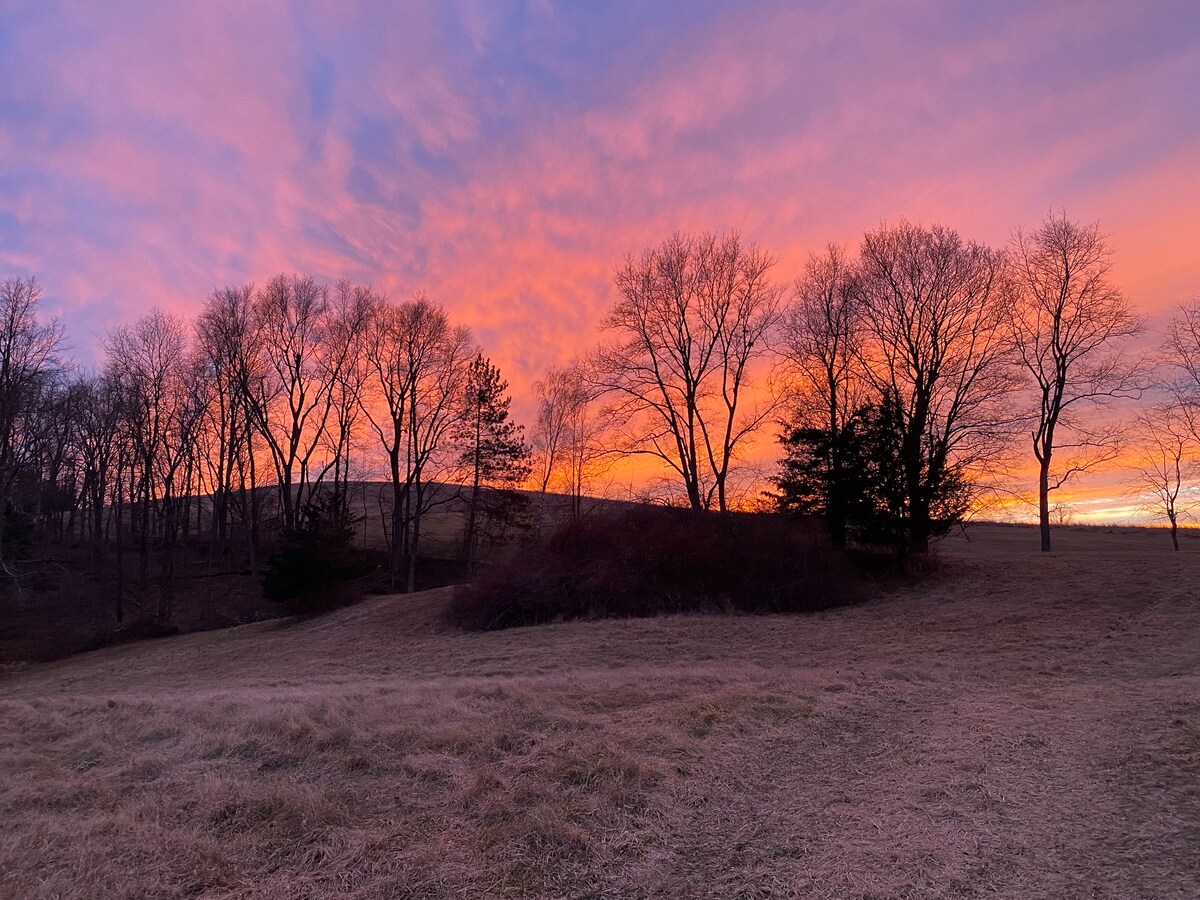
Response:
[2, 0, 1199, 519]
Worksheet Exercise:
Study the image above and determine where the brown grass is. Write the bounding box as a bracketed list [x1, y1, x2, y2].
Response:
[1, 524, 1198, 898]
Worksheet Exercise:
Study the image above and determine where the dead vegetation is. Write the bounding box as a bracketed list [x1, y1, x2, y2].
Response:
[1, 524, 1198, 898]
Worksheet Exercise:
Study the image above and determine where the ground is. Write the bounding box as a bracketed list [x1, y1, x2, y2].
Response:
[1, 524, 1198, 898]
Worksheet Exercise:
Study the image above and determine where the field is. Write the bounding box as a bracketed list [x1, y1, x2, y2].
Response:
[1, 524, 1198, 898]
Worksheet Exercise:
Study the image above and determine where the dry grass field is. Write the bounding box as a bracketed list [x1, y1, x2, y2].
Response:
[2, 524, 1198, 898]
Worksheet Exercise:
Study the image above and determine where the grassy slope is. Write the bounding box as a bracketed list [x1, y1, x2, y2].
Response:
[1, 525, 1198, 899]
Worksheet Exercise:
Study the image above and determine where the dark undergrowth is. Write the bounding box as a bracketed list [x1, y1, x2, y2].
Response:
[445, 506, 868, 631]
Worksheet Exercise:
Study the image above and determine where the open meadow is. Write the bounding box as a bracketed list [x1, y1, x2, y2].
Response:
[2, 524, 1198, 898]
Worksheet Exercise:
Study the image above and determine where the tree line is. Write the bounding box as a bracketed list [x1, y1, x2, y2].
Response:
[545, 214, 1196, 557]
[1, 210, 1198, 630]
[0, 276, 531, 627]
[561, 213, 1196, 557]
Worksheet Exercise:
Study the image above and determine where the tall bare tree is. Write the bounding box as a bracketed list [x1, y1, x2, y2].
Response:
[73, 372, 123, 552]
[196, 285, 259, 556]
[247, 274, 358, 531]
[363, 294, 476, 590]
[0, 278, 64, 586]
[780, 244, 864, 547]
[595, 231, 784, 512]
[323, 281, 376, 506]
[106, 309, 202, 620]
[1010, 212, 1145, 551]
[857, 221, 1018, 559]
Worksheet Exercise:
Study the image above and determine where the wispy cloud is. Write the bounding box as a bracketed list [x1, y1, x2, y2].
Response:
[1, 1, 1197, 433]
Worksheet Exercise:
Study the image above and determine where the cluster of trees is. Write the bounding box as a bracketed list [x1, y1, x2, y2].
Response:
[0, 275, 530, 626]
[540, 215, 1194, 559]
[1, 210, 1196, 633]
[776, 214, 1200, 556]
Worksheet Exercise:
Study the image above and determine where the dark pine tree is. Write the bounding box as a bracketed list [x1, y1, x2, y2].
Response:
[776, 394, 969, 566]
[775, 418, 866, 549]
[456, 354, 531, 572]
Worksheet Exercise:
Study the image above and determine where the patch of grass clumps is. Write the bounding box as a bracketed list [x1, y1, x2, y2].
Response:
[445, 506, 865, 631]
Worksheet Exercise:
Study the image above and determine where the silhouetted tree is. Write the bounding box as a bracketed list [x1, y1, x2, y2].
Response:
[776, 396, 967, 560]
[106, 309, 205, 622]
[594, 231, 784, 512]
[775, 415, 867, 536]
[857, 221, 1018, 560]
[1010, 212, 1145, 551]
[780, 244, 863, 547]
[247, 275, 359, 531]
[364, 294, 476, 590]
[530, 363, 607, 520]
[1128, 401, 1196, 550]
[456, 353, 530, 571]
[1164, 298, 1200, 442]
[0, 278, 64, 591]
[323, 281, 376, 505]
[196, 285, 262, 568]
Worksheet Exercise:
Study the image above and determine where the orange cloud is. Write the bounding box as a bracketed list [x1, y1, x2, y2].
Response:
[1, 1, 1198, 515]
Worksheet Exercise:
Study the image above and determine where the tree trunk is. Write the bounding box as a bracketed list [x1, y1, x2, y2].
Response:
[464, 411, 482, 574]
[1038, 459, 1052, 552]
[828, 442, 846, 550]
[114, 488, 124, 625]
[407, 490, 421, 594]
[464, 481, 479, 575]
[388, 450, 404, 591]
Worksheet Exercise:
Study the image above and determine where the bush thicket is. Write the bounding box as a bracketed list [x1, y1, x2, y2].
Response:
[445, 506, 865, 631]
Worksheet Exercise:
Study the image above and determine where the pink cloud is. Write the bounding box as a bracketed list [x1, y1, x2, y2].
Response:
[2, 0, 1198, 509]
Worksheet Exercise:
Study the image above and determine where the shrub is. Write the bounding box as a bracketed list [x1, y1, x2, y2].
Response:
[445, 506, 865, 631]
[262, 493, 373, 614]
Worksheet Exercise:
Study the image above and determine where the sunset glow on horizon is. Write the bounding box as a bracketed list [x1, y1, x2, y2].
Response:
[2, 1, 1199, 520]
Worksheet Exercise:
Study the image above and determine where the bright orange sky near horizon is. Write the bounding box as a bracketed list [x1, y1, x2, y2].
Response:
[2, 1, 1198, 522]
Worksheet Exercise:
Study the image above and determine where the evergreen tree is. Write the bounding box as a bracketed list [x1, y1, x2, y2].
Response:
[456, 354, 531, 570]
[776, 394, 969, 564]
[262, 490, 369, 613]
[776, 416, 867, 548]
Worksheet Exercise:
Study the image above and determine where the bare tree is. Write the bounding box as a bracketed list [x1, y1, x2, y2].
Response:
[106, 309, 202, 621]
[0, 278, 64, 587]
[1128, 400, 1196, 550]
[531, 366, 577, 497]
[1164, 298, 1200, 434]
[158, 352, 211, 616]
[363, 294, 475, 590]
[246, 275, 356, 531]
[779, 244, 864, 547]
[401, 314, 476, 588]
[196, 285, 259, 556]
[530, 363, 608, 520]
[73, 372, 123, 550]
[1010, 211, 1145, 551]
[857, 221, 1019, 560]
[594, 231, 784, 512]
[323, 281, 376, 506]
